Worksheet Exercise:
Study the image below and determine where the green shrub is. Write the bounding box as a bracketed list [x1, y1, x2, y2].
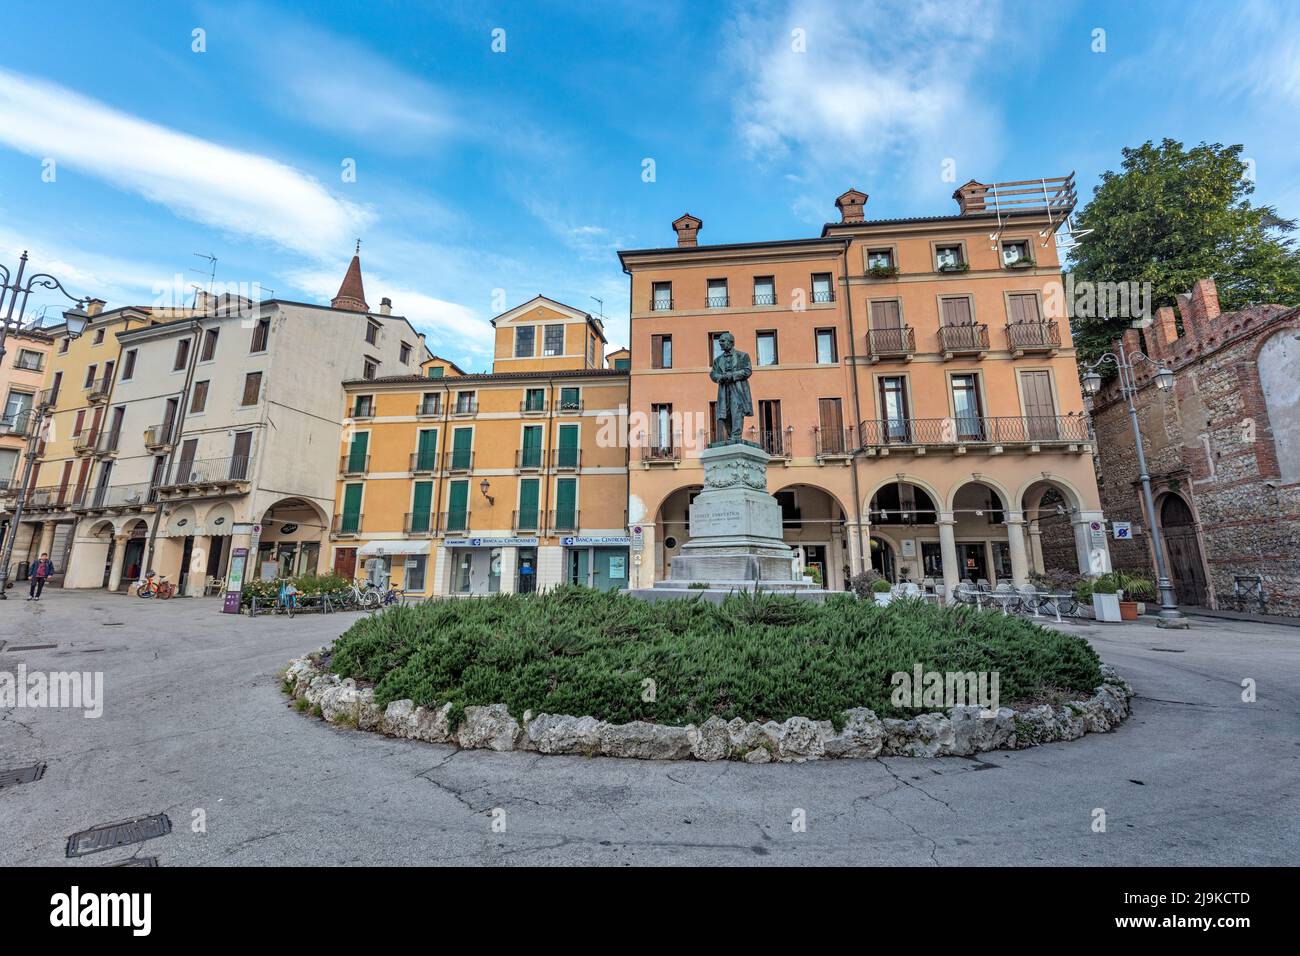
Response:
[849, 569, 885, 599]
[871, 579, 892, 593]
[326, 586, 1103, 725]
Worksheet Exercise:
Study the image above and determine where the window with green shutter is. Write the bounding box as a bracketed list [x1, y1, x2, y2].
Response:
[559, 386, 580, 410]
[520, 425, 542, 468]
[557, 424, 579, 468]
[451, 427, 473, 470]
[524, 387, 545, 412]
[416, 429, 438, 470]
[410, 481, 433, 533]
[447, 480, 469, 531]
[341, 483, 363, 533]
[347, 432, 369, 473]
[426, 366, 444, 378]
[517, 478, 539, 531]
[554, 477, 577, 530]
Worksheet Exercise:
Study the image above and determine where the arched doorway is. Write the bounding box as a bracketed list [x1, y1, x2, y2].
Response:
[260, 498, 329, 579]
[1160, 494, 1207, 605]
[949, 480, 1010, 583]
[120, 520, 149, 590]
[869, 536, 895, 581]
[774, 483, 849, 589]
[867, 480, 937, 583]
[652, 485, 703, 581]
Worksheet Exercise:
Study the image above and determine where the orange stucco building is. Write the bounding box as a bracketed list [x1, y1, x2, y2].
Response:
[619, 178, 1110, 595]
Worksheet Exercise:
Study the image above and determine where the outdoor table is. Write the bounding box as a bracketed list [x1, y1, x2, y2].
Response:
[985, 591, 1021, 615]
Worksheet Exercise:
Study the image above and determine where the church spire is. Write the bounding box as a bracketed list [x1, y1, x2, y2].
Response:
[331, 241, 369, 312]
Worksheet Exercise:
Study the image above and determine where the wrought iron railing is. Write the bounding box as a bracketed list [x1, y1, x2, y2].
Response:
[339, 454, 369, 476]
[706, 295, 729, 308]
[857, 415, 1091, 447]
[867, 326, 916, 357]
[166, 456, 252, 485]
[552, 446, 581, 470]
[814, 427, 855, 457]
[1005, 319, 1060, 350]
[516, 447, 544, 470]
[641, 445, 680, 463]
[333, 514, 363, 535]
[445, 450, 474, 473]
[405, 512, 435, 535]
[144, 423, 174, 449]
[410, 451, 439, 474]
[513, 509, 541, 533]
[759, 430, 791, 458]
[549, 509, 579, 533]
[81, 482, 156, 510]
[417, 399, 442, 417]
[938, 324, 990, 353]
[752, 292, 777, 306]
[441, 510, 469, 534]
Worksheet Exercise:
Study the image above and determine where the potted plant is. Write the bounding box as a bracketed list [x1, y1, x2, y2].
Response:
[871, 578, 894, 606]
[1107, 570, 1155, 620]
[850, 569, 886, 599]
[867, 264, 900, 279]
[938, 261, 970, 273]
[1089, 575, 1121, 623]
[1005, 255, 1036, 269]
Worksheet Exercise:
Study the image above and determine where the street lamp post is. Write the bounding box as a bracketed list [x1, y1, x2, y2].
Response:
[1081, 348, 1189, 629]
[0, 251, 90, 598]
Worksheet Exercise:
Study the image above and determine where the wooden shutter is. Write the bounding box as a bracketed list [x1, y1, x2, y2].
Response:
[871, 300, 901, 328]
[347, 432, 368, 472]
[941, 297, 972, 326]
[416, 429, 438, 469]
[819, 398, 843, 453]
[452, 427, 472, 469]
[518, 478, 539, 528]
[341, 484, 363, 533]
[241, 372, 261, 406]
[651, 335, 664, 369]
[411, 481, 433, 530]
[555, 477, 577, 526]
[447, 481, 469, 530]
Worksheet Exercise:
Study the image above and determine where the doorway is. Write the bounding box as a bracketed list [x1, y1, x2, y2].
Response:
[517, 548, 537, 593]
[869, 536, 895, 581]
[959, 542, 989, 582]
[1160, 495, 1208, 605]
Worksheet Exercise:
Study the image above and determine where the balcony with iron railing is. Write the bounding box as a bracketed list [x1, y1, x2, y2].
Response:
[72, 428, 98, 455]
[162, 455, 253, 489]
[548, 508, 580, 533]
[333, 513, 364, 536]
[445, 449, 474, 474]
[866, 326, 916, 361]
[1005, 319, 1061, 354]
[450, 400, 479, 418]
[651, 297, 673, 311]
[814, 427, 856, 459]
[416, 398, 442, 418]
[404, 511, 435, 536]
[23, 485, 65, 510]
[516, 447, 544, 472]
[339, 453, 370, 476]
[857, 415, 1091, 452]
[641, 443, 681, 465]
[13, 353, 43, 372]
[555, 399, 584, 414]
[520, 398, 548, 415]
[85, 375, 112, 403]
[706, 295, 730, 308]
[513, 509, 542, 533]
[811, 289, 835, 304]
[144, 423, 174, 451]
[77, 481, 158, 512]
[552, 446, 581, 471]
[758, 430, 791, 459]
[440, 509, 470, 534]
[752, 293, 777, 306]
[937, 323, 990, 357]
[409, 451, 439, 475]
[95, 428, 122, 457]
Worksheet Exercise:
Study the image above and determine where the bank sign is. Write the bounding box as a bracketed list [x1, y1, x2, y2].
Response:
[443, 537, 539, 548]
[561, 536, 632, 547]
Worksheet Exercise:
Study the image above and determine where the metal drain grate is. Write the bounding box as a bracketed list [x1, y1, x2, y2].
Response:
[66, 814, 172, 858]
[4, 643, 58, 652]
[0, 763, 46, 788]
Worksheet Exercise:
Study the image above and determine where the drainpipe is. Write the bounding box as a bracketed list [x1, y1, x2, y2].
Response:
[839, 240, 867, 578]
[143, 315, 203, 577]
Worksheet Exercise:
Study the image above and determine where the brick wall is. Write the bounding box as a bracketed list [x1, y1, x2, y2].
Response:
[1088, 282, 1300, 617]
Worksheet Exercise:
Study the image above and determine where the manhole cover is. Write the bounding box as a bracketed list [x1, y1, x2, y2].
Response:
[5, 643, 58, 651]
[0, 763, 46, 788]
[66, 814, 172, 858]
[106, 856, 158, 867]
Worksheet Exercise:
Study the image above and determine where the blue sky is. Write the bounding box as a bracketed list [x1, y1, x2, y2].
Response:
[2, 0, 1298, 371]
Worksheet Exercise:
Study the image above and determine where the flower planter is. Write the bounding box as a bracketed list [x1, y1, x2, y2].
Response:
[1119, 601, 1139, 621]
[873, 592, 894, 607]
[1092, 592, 1122, 623]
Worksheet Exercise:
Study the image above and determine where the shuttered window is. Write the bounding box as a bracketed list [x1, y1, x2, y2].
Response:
[940, 297, 973, 326]
[411, 481, 433, 533]
[241, 371, 262, 406]
[517, 478, 540, 530]
[341, 484, 363, 533]
[416, 429, 438, 470]
[451, 428, 473, 470]
[554, 477, 577, 530]
[447, 480, 469, 531]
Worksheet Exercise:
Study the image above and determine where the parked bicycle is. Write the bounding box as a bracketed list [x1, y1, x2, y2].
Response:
[137, 571, 175, 600]
[276, 579, 301, 618]
[338, 578, 381, 611]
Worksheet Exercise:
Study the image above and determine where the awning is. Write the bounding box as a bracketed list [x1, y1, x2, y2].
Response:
[358, 540, 430, 557]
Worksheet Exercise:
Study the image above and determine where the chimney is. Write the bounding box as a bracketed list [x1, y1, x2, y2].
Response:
[834, 188, 868, 223]
[379, 297, 392, 316]
[192, 290, 212, 313]
[953, 180, 990, 215]
[85, 298, 106, 317]
[671, 213, 702, 247]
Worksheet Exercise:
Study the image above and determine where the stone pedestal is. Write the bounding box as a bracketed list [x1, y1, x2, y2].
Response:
[660, 441, 812, 590]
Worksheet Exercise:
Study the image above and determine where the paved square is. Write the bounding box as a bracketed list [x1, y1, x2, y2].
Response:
[1, 591, 1296, 865]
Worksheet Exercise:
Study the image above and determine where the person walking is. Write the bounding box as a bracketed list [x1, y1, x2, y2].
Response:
[28, 552, 55, 601]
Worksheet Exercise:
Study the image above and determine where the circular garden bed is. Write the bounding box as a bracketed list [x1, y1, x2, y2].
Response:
[283, 588, 1132, 762]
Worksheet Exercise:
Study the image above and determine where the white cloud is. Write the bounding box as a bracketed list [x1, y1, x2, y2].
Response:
[726, 0, 1006, 209]
[0, 67, 373, 258]
[285, 267, 494, 357]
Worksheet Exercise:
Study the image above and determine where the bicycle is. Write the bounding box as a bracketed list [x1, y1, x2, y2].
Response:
[339, 578, 381, 611]
[137, 571, 175, 600]
[276, 580, 301, 618]
[376, 584, 405, 608]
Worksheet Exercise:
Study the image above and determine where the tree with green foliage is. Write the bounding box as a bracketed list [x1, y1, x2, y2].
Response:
[1067, 139, 1300, 367]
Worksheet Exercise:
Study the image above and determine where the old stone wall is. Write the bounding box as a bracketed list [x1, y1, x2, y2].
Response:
[1088, 283, 1300, 617]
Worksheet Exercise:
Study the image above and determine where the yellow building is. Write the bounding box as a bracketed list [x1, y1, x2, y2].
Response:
[11, 300, 155, 576]
[331, 296, 631, 595]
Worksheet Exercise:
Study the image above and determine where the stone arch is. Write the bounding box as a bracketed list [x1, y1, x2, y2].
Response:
[945, 476, 1012, 515]
[259, 497, 331, 578]
[201, 501, 236, 536]
[650, 483, 704, 583]
[166, 504, 198, 536]
[773, 481, 851, 589]
[1016, 472, 1085, 515]
[1155, 490, 1209, 606]
[862, 474, 944, 519]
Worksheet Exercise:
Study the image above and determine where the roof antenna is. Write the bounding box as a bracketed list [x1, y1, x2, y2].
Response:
[590, 295, 604, 321]
[192, 252, 217, 296]
[355, 238, 361, 256]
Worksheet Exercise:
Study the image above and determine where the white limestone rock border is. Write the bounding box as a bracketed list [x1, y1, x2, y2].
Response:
[281, 655, 1133, 763]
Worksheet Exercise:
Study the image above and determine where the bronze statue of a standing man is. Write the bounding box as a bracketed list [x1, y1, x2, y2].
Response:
[710, 331, 753, 442]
